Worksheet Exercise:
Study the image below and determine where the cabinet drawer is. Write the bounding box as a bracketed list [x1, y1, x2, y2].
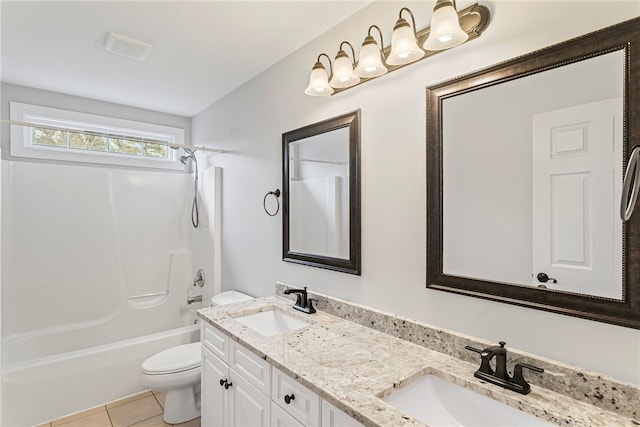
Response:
[272, 367, 320, 427]
[229, 341, 271, 395]
[201, 322, 229, 362]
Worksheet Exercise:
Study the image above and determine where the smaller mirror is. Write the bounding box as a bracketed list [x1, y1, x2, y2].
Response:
[282, 110, 361, 275]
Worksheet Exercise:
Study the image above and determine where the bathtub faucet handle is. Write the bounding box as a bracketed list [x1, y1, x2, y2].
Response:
[193, 269, 205, 287]
[187, 295, 203, 305]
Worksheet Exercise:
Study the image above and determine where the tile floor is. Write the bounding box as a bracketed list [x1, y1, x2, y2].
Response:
[36, 391, 200, 427]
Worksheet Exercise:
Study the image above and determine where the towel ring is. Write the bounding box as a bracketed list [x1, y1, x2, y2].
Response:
[621, 146, 640, 221]
[263, 189, 281, 216]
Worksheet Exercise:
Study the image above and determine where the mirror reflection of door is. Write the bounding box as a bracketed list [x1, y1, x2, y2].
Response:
[532, 99, 623, 299]
[442, 49, 624, 298]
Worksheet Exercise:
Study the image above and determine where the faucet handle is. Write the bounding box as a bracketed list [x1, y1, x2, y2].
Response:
[512, 363, 544, 393]
[465, 344, 494, 375]
[464, 345, 483, 354]
[306, 298, 318, 314]
[514, 363, 544, 375]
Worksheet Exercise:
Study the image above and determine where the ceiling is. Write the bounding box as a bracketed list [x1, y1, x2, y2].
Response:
[1, 1, 372, 117]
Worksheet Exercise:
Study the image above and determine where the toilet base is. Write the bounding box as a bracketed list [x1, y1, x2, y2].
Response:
[162, 383, 201, 424]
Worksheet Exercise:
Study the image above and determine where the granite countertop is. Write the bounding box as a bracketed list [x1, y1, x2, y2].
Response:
[198, 296, 639, 427]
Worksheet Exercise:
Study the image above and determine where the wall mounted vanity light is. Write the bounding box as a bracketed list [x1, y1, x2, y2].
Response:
[304, 53, 334, 96]
[330, 41, 360, 88]
[305, 1, 490, 96]
[387, 7, 425, 66]
[353, 25, 388, 78]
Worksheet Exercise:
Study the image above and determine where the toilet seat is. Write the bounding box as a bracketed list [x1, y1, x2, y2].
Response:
[142, 342, 201, 375]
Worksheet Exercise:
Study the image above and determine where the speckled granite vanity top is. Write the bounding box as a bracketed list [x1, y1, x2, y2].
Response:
[198, 295, 639, 427]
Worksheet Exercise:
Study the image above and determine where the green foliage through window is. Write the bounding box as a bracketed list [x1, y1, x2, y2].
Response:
[31, 127, 170, 159]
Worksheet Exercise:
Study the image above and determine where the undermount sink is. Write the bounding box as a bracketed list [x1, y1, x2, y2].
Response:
[233, 308, 311, 337]
[383, 374, 554, 427]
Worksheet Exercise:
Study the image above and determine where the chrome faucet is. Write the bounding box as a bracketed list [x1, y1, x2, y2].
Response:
[283, 287, 317, 314]
[187, 295, 203, 305]
[465, 341, 544, 395]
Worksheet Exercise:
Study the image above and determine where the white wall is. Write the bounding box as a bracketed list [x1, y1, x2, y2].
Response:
[192, 1, 640, 384]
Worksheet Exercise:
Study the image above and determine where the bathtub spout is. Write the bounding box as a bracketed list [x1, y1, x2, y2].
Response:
[187, 295, 203, 305]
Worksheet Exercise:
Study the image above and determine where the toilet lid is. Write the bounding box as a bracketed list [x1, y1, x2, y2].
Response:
[142, 342, 201, 375]
[211, 290, 254, 306]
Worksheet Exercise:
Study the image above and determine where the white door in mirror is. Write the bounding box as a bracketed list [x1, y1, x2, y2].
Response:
[532, 98, 622, 299]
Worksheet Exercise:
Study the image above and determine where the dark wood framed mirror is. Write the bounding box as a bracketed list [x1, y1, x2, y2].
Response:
[282, 110, 361, 275]
[426, 18, 640, 329]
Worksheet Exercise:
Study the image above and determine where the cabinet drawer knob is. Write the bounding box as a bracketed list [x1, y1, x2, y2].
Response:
[224, 381, 233, 389]
[284, 393, 295, 404]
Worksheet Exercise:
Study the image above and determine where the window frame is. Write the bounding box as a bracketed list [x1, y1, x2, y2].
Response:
[10, 102, 185, 170]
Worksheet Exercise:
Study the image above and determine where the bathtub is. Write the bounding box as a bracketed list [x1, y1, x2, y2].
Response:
[2, 323, 199, 427]
[1, 161, 220, 426]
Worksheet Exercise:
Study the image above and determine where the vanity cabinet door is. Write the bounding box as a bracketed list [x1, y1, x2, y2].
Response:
[271, 401, 305, 427]
[321, 400, 363, 427]
[228, 368, 271, 427]
[202, 345, 229, 427]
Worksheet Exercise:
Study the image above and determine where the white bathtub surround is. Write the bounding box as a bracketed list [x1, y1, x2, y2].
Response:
[201, 292, 639, 426]
[1, 161, 219, 426]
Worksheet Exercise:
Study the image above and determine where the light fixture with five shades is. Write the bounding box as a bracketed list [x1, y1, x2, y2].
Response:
[305, 0, 490, 97]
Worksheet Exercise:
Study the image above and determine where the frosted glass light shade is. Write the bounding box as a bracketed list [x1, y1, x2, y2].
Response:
[423, 1, 468, 51]
[329, 51, 360, 89]
[387, 18, 425, 66]
[354, 36, 388, 78]
[304, 62, 334, 96]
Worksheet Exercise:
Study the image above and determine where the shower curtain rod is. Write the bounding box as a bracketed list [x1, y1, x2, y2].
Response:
[1, 119, 225, 154]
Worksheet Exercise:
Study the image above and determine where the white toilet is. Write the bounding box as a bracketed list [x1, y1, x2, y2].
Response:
[140, 291, 254, 424]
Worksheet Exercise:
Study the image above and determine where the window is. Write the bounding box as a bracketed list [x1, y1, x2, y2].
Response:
[10, 102, 185, 170]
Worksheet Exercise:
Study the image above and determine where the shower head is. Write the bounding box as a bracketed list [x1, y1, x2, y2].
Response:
[179, 148, 196, 165]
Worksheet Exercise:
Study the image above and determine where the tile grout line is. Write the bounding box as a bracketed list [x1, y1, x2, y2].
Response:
[152, 393, 163, 411]
[104, 404, 114, 427]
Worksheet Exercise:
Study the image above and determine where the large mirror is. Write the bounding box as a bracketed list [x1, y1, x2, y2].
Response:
[427, 18, 640, 328]
[282, 110, 361, 275]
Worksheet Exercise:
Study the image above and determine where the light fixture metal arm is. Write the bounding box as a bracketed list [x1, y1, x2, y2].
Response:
[399, 7, 419, 36]
[317, 53, 333, 77]
[339, 41, 357, 63]
[368, 25, 385, 53]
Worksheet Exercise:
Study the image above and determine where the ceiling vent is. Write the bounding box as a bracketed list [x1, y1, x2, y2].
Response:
[104, 32, 152, 61]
